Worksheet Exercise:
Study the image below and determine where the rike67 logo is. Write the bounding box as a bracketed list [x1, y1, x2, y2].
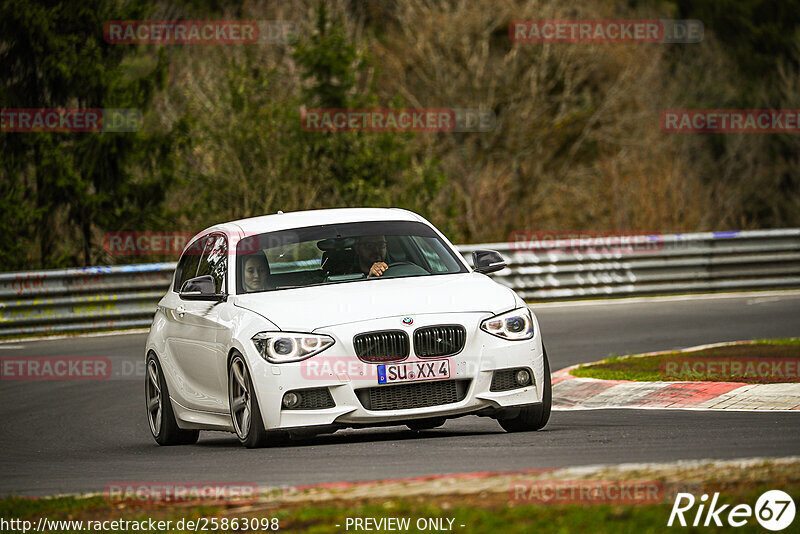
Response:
[668, 490, 796, 531]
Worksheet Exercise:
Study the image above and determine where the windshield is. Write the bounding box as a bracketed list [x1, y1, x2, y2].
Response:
[235, 220, 467, 294]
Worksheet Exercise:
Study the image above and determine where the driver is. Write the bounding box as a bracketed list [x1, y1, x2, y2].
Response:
[353, 236, 388, 277]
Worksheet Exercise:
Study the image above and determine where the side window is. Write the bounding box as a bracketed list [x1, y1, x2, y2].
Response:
[173, 237, 205, 292]
[196, 234, 227, 293]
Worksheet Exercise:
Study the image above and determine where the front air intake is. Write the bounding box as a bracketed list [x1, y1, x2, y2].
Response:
[356, 379, 471, 411]
[414, 325, 466, 357]
[353, 330, 409, 363]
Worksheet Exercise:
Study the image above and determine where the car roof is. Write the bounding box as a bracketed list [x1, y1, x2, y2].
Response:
[201, 207, 426, 237]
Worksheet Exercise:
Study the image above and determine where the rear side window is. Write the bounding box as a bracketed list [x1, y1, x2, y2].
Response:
[196, 234, 227, 293]
[173, 238, 206, 292]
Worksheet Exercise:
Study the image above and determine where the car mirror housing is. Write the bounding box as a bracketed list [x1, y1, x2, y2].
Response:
[180, 275, 227, 301]
[472, 250, 506, 274]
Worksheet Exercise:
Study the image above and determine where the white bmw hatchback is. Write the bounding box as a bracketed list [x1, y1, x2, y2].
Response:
[145, 208, 551, 447]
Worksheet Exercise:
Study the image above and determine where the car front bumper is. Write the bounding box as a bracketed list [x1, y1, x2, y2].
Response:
[245, 311, 546, 431]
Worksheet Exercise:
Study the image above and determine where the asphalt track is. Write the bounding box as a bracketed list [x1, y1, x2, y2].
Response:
[1, 292, 799, 496]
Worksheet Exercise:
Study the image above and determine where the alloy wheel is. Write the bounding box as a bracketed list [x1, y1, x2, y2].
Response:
[229, 357, 252, 439]
[146, 359, 162, 436]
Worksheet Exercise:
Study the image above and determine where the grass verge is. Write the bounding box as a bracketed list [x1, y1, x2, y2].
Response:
[1, 483, 798, 533]
[2, 459, 798, 533]
[571, 338, 800, 383]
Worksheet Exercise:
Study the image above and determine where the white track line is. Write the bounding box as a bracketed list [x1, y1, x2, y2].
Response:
[529, 289, 800, 308]
[0, 328, 150, 344]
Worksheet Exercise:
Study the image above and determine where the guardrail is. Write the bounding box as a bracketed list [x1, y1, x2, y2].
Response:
[1, 229, 798, 337]
[460, 228, 800, 301]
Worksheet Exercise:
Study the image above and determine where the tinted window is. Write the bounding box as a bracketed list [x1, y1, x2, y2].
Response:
[196, 234, 227, 293]
[173, 237, 206, 292]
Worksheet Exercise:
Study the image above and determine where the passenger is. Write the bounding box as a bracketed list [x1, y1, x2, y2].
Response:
[353, 236, 388, 277]
[241, 253, 270, 292]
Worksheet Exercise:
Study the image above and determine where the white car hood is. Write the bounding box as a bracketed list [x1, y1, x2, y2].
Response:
[234, 273, 516, 331]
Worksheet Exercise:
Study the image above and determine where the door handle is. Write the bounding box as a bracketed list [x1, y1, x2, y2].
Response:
[176, 305, 186, 317]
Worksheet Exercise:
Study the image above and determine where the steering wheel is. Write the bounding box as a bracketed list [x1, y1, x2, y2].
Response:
[386, 261, 416, 269]
[379, 261, 429, 278]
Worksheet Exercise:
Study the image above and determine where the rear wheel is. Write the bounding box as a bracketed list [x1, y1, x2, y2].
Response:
[145, 354, 199, 445]
[498, 346, 552, 432]
[229, 353, 270, 448]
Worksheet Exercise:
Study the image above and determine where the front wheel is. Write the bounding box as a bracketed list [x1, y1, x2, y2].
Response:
[497, 345, 552, 432]
[229, 353, 270, 448]
[145, 354, 199, 445]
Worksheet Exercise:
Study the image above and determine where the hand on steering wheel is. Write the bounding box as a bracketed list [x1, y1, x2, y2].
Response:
[368, 262, 389, 277]
[369, 261, 424, 278]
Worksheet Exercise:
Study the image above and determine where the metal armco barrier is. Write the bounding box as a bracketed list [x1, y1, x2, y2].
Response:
[459, 228, 800, 300]
[1, 229, 798, 337]
[0, 264, 175, 337]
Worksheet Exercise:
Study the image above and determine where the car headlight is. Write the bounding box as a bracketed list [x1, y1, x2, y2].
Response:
[251, 332, 334, 363]
[480, 308, 534, 340]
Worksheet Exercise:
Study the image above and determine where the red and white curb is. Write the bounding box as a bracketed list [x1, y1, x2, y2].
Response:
[75, 456, 800, 505]
[552, 342, 800, 411]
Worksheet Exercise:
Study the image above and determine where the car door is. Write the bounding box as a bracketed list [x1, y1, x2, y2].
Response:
[163, 233, 232, 413]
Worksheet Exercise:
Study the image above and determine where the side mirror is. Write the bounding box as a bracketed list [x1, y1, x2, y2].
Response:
[180, 275, 226, 301]
[472, 250, 506, 274]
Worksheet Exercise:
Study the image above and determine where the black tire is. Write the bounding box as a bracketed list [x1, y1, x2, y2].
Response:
[406, 417, 446, 431]
[498, 345, 552, 432]
[145, 353, 200, 446]
[229, 352, 270, 448]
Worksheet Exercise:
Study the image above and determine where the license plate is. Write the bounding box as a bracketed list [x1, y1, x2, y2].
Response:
[377, 359, 450, 384]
